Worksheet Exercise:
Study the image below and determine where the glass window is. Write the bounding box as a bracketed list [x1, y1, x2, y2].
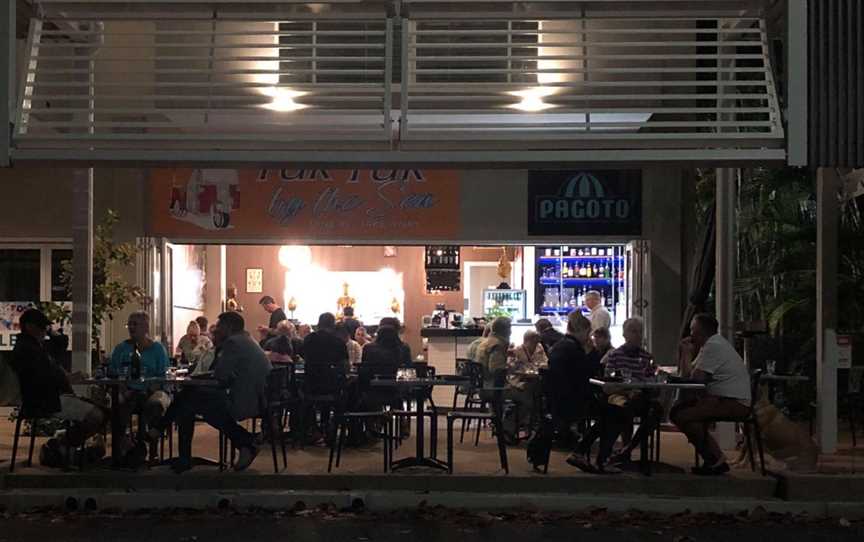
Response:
[51, 249, 73, 302]
[0, 249, 40, 301]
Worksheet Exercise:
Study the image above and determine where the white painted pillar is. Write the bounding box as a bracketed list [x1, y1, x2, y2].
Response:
[714, 167, 738, 449]
[816, 167, 839, 453]
[71, 168, 94, 375]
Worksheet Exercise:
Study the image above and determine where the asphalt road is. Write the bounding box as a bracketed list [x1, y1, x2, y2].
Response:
[0, 508, 861, 542]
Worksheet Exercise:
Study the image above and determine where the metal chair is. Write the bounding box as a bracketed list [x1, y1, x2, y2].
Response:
[446, 383, 509, 474]
[9, 410, 43, 473]
[219, 367, 291, 473]
[696, 369, 766, 475]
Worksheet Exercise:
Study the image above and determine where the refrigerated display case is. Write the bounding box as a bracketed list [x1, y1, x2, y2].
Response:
[534, 244, 629, 329]
[483, 288, 527, 320]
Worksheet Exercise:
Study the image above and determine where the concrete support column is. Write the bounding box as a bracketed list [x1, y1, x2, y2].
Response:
[816, 167, 839, 453]
[715, 168, 737, 340]
[71, 168, 94, 375]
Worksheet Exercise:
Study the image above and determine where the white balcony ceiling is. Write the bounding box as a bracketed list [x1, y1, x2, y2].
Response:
[12, 0, 785, 165]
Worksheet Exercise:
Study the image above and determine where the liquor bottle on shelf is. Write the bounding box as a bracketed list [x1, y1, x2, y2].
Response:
[585, 265, 593, 278]
[604, 264, 611, 278]
[577, 248, 584, 256]
[590, 247, 598, 256]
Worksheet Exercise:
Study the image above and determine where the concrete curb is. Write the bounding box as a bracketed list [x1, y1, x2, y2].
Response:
[2, 489, 864, 519]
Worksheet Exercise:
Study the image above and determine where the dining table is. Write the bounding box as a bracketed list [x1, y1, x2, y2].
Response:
[370, 376, 469, 471]
[83, 375, 221, 466]
[589, 377, 707, 475]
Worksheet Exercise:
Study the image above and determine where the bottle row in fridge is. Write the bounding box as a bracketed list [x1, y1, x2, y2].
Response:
[537, 245, 624, 259]
[540, 285, 619, 313]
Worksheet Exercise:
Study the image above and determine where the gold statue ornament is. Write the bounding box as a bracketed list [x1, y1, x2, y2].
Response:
[390, 296, 401, 315]
[336, 282, 356, 315]
[497, 247, 512, 281]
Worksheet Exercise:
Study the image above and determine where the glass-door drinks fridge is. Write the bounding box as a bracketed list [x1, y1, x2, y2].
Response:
[534, 244, 641, 346]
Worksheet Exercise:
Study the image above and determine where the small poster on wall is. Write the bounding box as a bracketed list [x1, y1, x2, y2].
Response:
[246, 268, 263, 294]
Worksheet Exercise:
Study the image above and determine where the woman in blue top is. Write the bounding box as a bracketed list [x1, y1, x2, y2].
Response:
[109, 311, 171, 462]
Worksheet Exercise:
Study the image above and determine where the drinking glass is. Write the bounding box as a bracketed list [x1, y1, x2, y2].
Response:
[396, 368, 406, 381]
[766, 360, 776, 375]
[604, 365, 615, 379]
[656, 371, 669, 384]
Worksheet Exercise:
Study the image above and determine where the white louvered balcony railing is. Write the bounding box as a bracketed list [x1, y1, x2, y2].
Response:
[13, 1, 786, 162]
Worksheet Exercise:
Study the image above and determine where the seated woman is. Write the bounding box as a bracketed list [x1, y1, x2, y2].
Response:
[335, 324, 363, 367]
[502, 329, 548, 440]
[263, 320, 296, 363]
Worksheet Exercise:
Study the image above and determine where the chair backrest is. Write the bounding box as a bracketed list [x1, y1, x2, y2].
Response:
[749, 369, 763, 410]
[304, 361, 345, 396]
[460, 360, 484, 389]
[265, 366, 289, 406]
[412, 362, 434, 378]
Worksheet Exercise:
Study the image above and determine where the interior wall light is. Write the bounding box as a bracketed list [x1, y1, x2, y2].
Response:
[508, 87, 557, 112]
[263, 87, 308, 112]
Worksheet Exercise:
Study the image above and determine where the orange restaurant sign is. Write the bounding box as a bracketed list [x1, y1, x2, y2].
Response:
[148, 168, 461, 240]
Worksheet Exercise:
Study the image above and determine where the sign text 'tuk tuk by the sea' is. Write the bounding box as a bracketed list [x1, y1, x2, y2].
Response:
[148, 169, 461, 240]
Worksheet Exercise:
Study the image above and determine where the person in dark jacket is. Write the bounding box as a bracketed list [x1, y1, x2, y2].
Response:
[302, 313, 349, 393]
[11, 309, 72, 417]
[10, 309, 105, 447]
[546, 310, 599, 444]
[358, 325, 407, 413]
[535, 318, 565, 355]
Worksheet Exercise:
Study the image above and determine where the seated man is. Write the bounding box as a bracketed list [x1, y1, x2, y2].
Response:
[568, 317, 656, 473]
[11, 309, 106, 449]
[109, 311, 171, 460]
[152, 311, 272, 473]
[670, 313, 751, 476]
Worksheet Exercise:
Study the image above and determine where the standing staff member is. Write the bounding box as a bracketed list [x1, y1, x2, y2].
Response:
[585, 290, 611, 332]
[258, 295, 288, 338]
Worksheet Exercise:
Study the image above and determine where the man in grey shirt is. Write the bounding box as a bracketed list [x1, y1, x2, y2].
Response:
[152, 311, 272, 473]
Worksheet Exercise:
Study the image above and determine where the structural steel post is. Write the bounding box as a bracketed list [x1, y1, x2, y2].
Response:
[715, 168, 737, 341]
[816, 167, 839, 453]
[0, 0, 14, 167]
[72, 168, 94, 375]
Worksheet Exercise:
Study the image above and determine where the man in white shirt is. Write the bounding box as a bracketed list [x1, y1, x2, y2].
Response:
[670, 313, 752, 476]
[585, 290, 611, 332]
